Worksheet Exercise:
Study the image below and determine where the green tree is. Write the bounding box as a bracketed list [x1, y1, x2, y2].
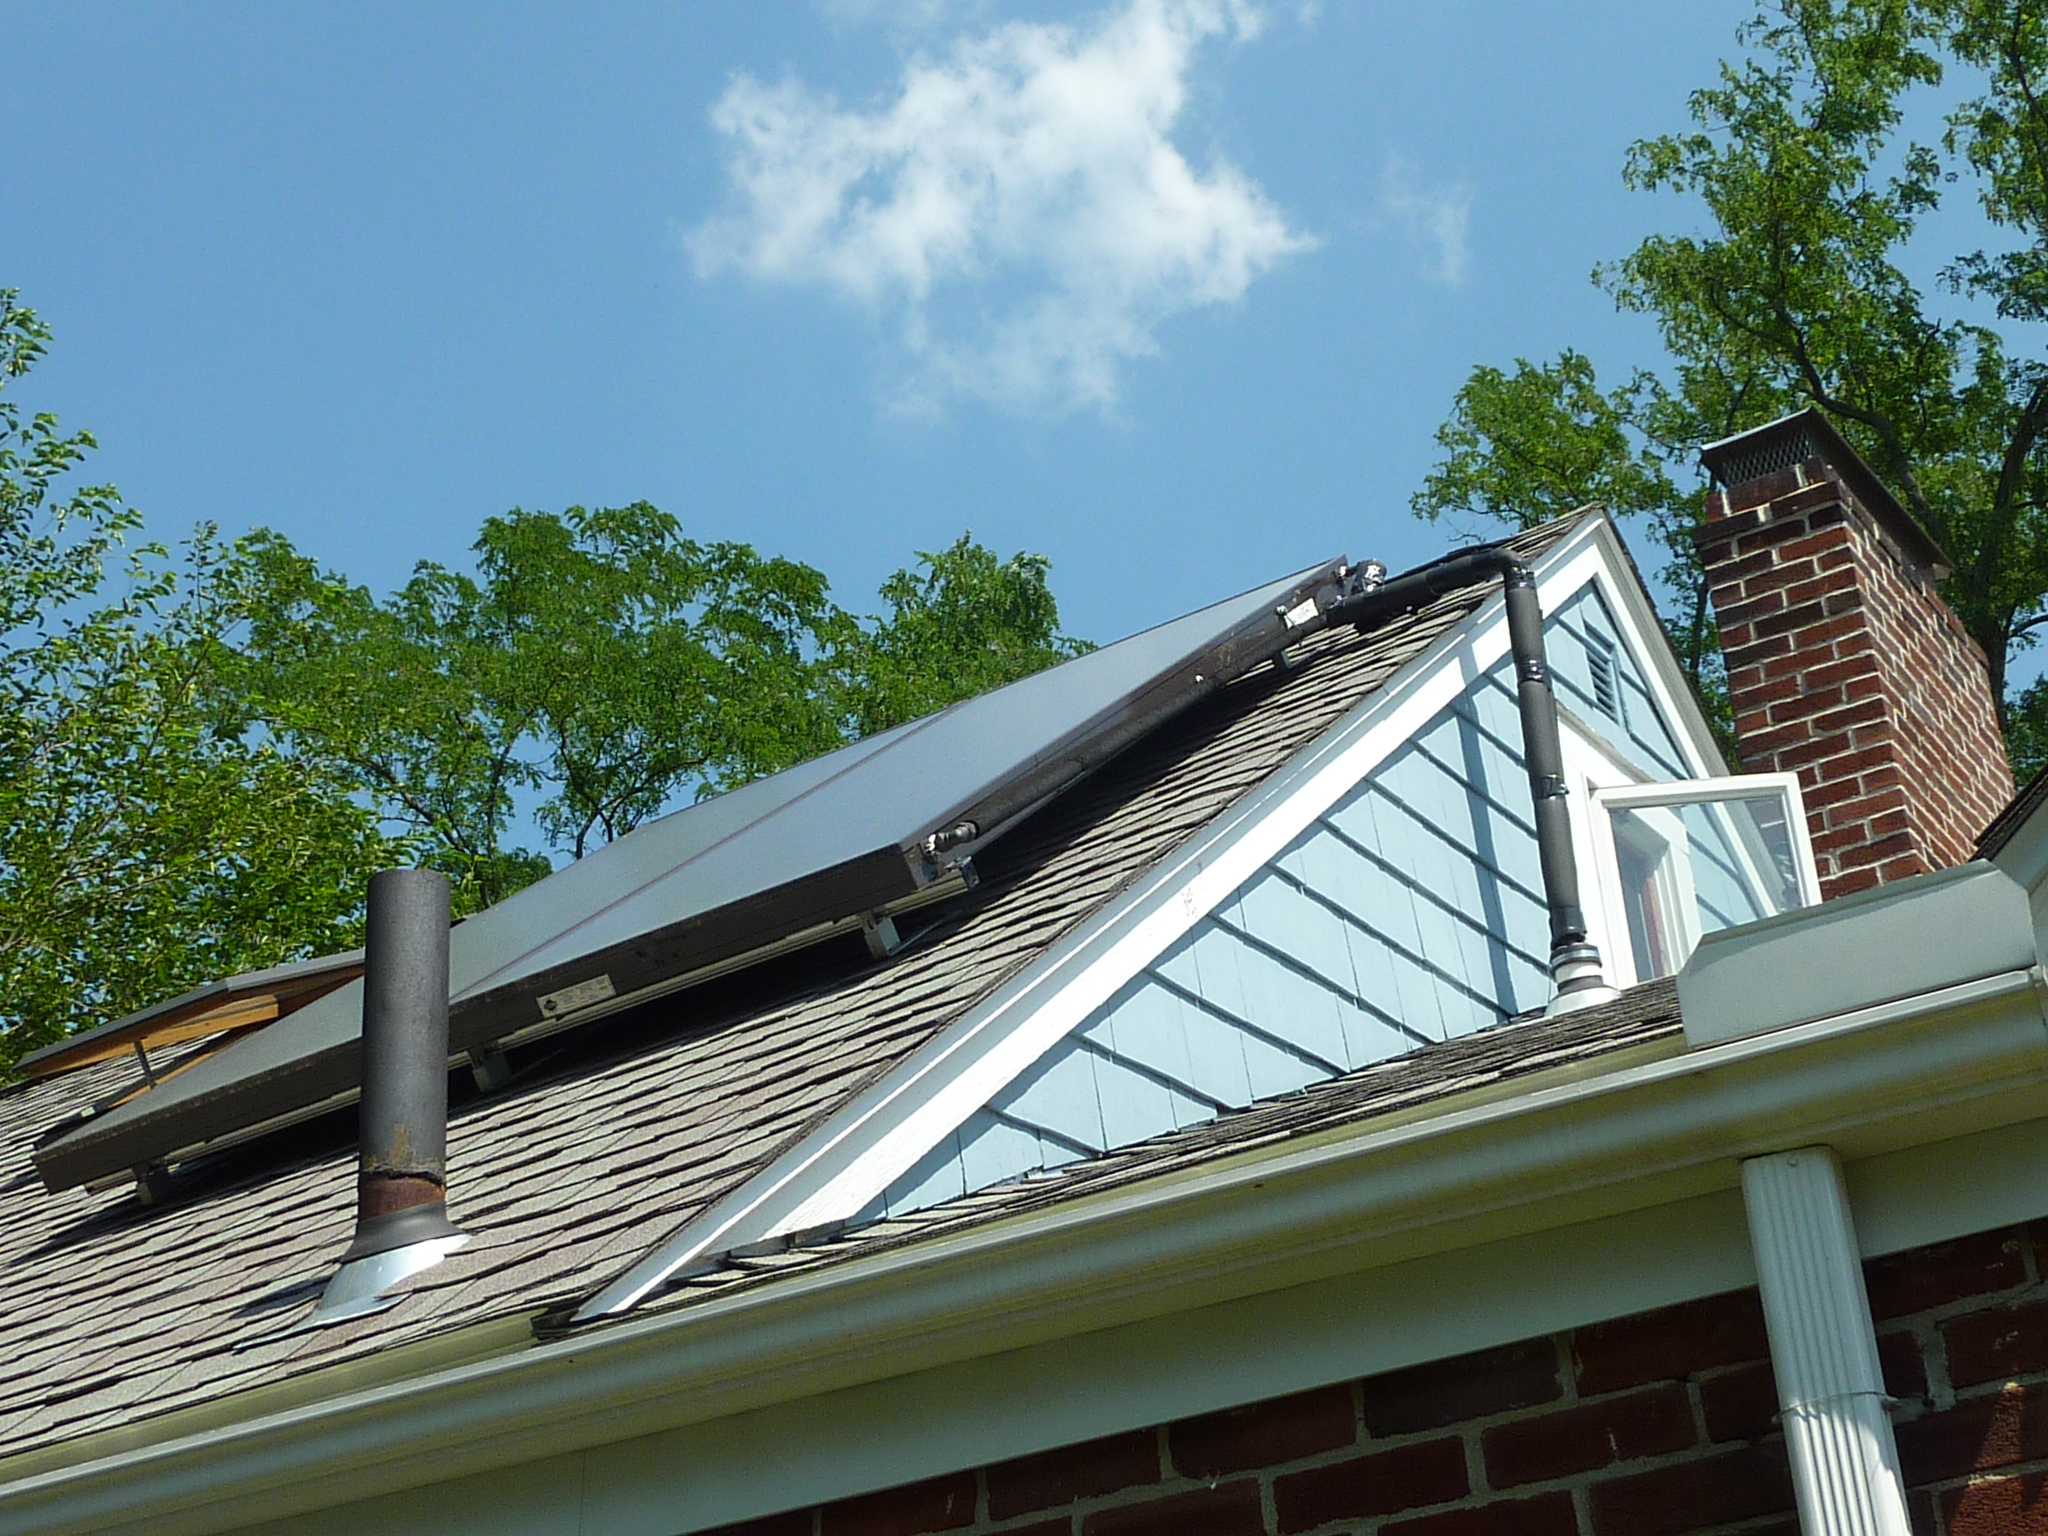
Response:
[0, 291, 1089, 1055]
[833, 534, 1092, 737]
[231, 505, 849, 911]
[232, 518, 1089, 914]
[1412, 352, 1710, 679]
[1415, 0, 2048, 772]
[0, 293, 393, 1066]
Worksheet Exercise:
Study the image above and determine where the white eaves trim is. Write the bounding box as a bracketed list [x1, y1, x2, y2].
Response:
[579, 516, 1725, 1319]
[1988, 788, 2048, 955]
[9, 958, 2048, 1536]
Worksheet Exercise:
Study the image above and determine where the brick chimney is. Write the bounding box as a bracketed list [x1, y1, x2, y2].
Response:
[1699, 409, 2013, 898]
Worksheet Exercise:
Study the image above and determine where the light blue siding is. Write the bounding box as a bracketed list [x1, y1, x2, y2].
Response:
[871, 583, 1694, 1220]
[885, 1132, 969, 1213]
[1547, 584, 1687, 778]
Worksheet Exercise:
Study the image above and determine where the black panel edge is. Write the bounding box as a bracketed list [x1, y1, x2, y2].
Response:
[450, 843, 919, 1046]
[34, 846, 922, 1192]
[35, 1037, 364, 1193]
[907, 558, 1348, 860]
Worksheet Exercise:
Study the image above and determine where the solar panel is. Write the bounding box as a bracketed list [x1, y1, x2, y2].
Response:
[17, 950, 365, 1080]
[36, 557, 1346, 1191]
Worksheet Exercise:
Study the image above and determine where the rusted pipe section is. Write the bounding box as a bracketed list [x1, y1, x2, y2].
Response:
[343, 868, 462, 1261]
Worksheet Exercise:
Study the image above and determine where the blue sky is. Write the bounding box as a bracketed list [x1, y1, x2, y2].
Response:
[3, 1, 1755, 646]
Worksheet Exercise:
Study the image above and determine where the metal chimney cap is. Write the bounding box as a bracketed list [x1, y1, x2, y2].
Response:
[1698, 407, 1950, 576]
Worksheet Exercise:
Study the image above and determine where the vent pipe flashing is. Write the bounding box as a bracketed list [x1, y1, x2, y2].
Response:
[1329, 546, 1619, 1013]
[312, 868, 467, 1325]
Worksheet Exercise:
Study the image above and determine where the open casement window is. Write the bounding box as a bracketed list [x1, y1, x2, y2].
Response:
[1587, 774, 1821, 987]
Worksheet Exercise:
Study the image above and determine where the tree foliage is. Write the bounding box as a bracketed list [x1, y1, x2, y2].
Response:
[225, 522, 1089, 917]
[1414, 352, 1736, 750]
[833, 535, 1092, 738]
[1415, 0, 2048, 773]
[0, 293, 393, 1064]
[226, 506, 849, 910]
[0, 295, 1089, 1060]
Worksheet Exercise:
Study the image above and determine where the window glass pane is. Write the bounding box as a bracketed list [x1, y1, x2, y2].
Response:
[1612, 813, 1680, 982]
[1675, 796, 1803, 928]
[1607, 793, 1805, 981]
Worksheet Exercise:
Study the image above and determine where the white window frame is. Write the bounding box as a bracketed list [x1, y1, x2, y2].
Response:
[1586, 771, 1822, 989]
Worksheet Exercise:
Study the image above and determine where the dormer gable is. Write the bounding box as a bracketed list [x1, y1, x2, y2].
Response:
[579, 512, 1777, 1317]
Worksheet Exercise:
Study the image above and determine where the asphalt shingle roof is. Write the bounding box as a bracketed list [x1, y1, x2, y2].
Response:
[635, 977, 1682, 1318]
[0, 520, 1597, 1461]
[1978, 760, 2048, 857]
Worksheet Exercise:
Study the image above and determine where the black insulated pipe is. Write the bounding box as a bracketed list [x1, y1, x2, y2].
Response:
[1328, 546, 1613, 1005]
[342, 868, 463, 1262]
[1500, 567, 1593, 955]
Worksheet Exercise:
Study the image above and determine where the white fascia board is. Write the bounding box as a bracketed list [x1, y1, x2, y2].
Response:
[1992, 807, 2048, 893]
[10, 962, 2048, 1536]
[276, 1108, 2048, 1536]
[275, 1191, 1765, 1536]
[1993, 803, 2048, 888]
[579, 517, 1674, 1318]
[1989, 794, 2048, 955]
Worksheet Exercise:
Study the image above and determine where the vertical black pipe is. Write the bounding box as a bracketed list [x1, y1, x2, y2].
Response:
[1329, 546, 1611, 1004]
[343, 868, 462, 1261]
[1499, 565, 1587, 952]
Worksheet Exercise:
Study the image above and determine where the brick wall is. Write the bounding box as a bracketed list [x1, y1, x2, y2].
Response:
[1700, 462, 2012, 898]
[695, 1221, 2048, 1536]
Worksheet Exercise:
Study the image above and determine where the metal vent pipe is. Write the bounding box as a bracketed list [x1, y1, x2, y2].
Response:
[348, 868, 461, 1256]
[313, 868, 467, 1324]
[1328, 546, 1618, 1012]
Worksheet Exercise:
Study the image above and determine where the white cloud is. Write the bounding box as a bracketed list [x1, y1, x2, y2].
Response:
[819, 0, 989, 35]
[692, 0, 1310, 414]
[1381, 156, 1470, 288]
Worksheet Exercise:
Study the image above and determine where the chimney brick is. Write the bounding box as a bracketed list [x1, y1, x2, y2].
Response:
[1699, 411, 2013, 898]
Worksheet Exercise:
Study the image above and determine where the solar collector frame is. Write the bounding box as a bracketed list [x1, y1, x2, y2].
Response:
[36, 558, 1349, 1193]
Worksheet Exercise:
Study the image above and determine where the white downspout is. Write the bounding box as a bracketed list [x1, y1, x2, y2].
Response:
[1741, 1147, 1911, 1536]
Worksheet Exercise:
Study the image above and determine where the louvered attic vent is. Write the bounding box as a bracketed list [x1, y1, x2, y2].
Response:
[1588, 637, 1620, 721]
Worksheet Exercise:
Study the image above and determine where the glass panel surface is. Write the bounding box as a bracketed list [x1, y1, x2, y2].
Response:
[1607, 793, 1805, 981]
[53, 561, 1345, 1182]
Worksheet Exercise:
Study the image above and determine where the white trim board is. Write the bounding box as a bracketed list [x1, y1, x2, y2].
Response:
[1578, 516, 1728, 775]
[245, 1113, 2048, 1536]
[580, 516, 1726, 1318]
[13, 961, 2047, 1536]
[281, 1190, 1764, 1536]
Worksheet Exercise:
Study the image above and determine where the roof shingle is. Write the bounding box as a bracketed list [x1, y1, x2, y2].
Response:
[0, 520, 1588, 1460]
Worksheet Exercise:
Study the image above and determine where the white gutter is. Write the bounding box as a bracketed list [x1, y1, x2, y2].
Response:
[3, 968, 2045, 1536]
